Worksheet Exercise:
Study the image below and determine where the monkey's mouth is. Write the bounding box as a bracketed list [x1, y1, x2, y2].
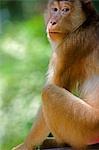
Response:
[47, 28, 64, 34]
[49, 31, 63, 34]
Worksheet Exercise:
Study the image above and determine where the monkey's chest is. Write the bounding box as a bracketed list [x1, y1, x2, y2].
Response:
[53, 61, 86, 91]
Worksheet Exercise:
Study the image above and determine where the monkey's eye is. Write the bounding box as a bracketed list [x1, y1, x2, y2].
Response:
[51, 8, 58, 12]
[62, 8, 70, 13]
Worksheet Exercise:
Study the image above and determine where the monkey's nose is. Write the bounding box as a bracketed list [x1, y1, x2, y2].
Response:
[50, 21, 57, 26]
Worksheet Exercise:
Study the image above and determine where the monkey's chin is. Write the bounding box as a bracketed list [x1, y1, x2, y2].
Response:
[48, 32, 65, 42]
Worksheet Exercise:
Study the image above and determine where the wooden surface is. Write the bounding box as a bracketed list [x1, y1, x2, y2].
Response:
[39, 137, 99, 150]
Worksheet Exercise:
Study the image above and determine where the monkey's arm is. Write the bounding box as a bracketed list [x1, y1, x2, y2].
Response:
[42, 79, 99, 148]
[12, 107, 49, 150]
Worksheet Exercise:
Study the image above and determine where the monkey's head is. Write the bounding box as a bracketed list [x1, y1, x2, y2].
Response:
[45, 0, 95, 42]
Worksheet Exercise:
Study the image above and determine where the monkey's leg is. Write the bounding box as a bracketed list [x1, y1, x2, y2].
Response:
[12, 107, 49, 150]
[42, 84, 99, 149]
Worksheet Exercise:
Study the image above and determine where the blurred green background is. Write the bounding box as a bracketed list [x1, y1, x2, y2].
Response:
[0, 0, 99, 150]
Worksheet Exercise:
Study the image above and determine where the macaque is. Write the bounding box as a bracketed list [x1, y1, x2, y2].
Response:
[12, 0, 99, 150]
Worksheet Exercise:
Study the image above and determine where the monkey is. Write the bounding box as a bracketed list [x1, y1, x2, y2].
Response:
[12, 0, 99, 149]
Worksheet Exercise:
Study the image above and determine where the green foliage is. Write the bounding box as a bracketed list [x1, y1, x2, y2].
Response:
[0, 15, 50, 150]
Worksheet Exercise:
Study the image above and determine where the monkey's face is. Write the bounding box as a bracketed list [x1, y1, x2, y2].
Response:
[46, 0, 86, 42]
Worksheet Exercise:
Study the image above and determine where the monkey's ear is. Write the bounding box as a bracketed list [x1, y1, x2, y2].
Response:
[81, 0, 96, 16]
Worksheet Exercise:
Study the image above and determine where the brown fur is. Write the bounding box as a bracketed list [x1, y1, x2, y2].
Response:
[12, 0, 99, 150]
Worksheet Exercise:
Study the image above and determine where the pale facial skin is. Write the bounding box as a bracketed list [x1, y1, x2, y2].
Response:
[46, 0, 86, 42]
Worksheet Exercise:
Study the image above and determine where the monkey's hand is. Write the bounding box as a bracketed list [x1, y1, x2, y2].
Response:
[12, 143, 34, 150]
